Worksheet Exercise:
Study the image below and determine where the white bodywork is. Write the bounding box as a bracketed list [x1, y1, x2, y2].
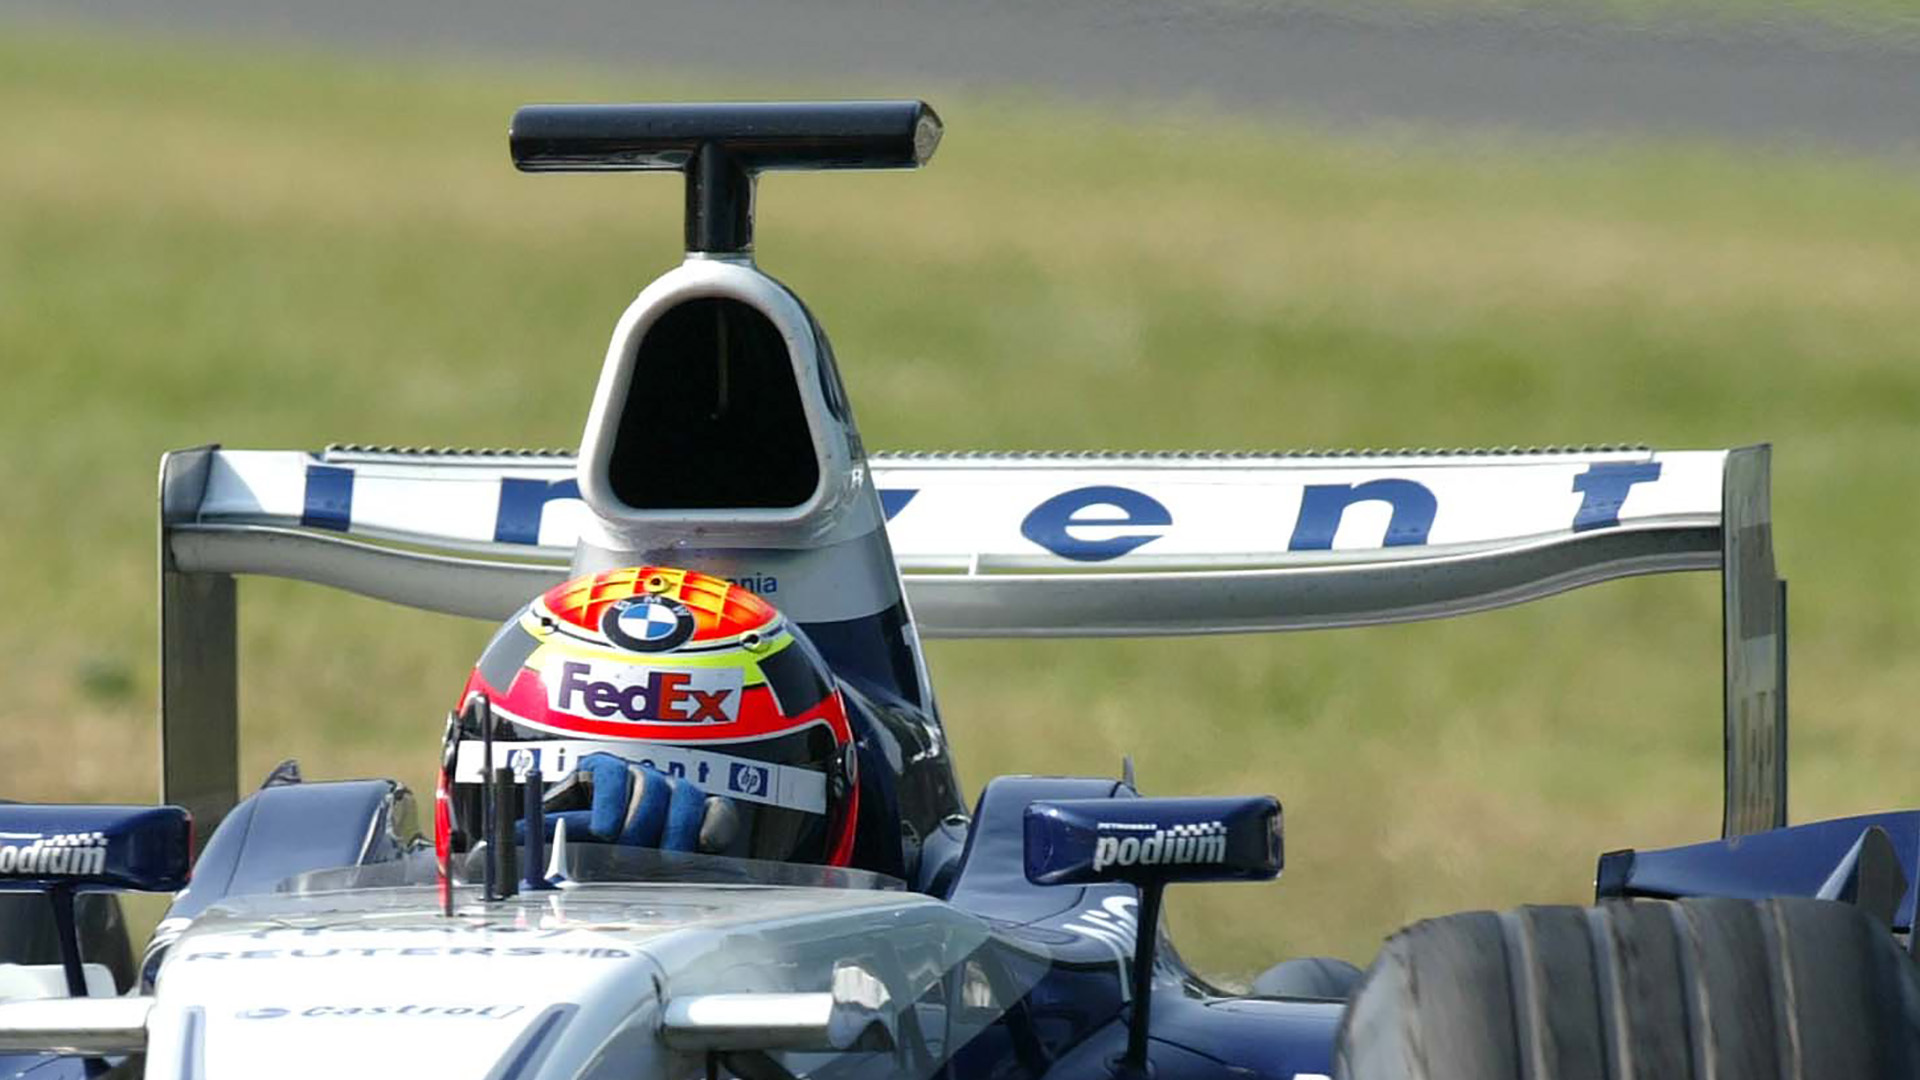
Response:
[139, 883, 978, 1079]
[192, 448, 1722, 571]
[172, 445, 1729, 633]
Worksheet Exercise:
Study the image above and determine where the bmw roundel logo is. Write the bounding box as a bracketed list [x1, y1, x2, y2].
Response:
[603, 596, 696, 653]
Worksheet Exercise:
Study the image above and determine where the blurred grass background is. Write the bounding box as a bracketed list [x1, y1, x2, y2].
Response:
[3, 25, 1918, 978]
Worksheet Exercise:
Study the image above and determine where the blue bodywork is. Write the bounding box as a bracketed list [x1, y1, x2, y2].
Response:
[17, 765, 1913, 1078]
[946, 776, 1341, 1079]
[0, 805, 190, 1079]
[160, 778, 417, 925]
[1599, 810, 1920, 929]
[0, 805, 190, 895]
[5, 597, 1904, 1080]
[1024, 795, 1282, 887]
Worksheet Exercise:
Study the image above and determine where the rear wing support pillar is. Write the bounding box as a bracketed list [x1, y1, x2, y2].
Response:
[1721, 444, 1787, 837]
[160, 448, 239, 849]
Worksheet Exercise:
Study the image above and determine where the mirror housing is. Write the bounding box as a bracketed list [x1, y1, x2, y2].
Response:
[1023, 795, 1282, 887]
[662, 963, 895, 1053]
[1023, 794, 1282, 1077]
[0, 805, 192, 893]
[0, 996, 153, 1055]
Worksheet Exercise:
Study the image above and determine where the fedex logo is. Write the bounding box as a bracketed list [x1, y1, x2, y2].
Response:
[549, 660, 741, 724]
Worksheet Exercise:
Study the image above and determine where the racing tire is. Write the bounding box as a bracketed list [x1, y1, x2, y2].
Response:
[1252, 956, 1365, 1000]
[1335, 897, 1920, 1080]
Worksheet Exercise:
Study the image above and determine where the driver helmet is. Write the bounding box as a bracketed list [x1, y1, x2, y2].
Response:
[443, 566, 858, 866]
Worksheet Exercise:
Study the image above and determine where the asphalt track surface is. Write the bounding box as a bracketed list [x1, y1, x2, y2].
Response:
[6, 0, 1919, 150]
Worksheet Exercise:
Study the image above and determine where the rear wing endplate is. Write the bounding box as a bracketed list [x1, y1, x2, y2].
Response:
[158, 444, 1786, 841]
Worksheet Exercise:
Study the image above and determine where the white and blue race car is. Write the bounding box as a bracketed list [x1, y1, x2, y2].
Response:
[0, 101, 1914, 1080]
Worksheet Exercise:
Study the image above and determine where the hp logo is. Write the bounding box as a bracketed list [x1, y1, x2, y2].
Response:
[729, 764, 769, 798]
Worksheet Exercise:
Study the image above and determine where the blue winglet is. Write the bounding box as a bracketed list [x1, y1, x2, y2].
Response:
[1600, 810, 1920, 931]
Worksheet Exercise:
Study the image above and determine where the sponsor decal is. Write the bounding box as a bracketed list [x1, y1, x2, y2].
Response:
[1061, 896, 1139, 999]
[726, 762, 769, 798]
[485, 743, 575, 780]
[1091, 820, 1226, 872]
[0, 831, 107, 877]
[300, 464, 353, 532]
[453, 740, 828, 814]
[494, 476, 580, 546]
[878, 489, 917, 520]
[602, 596, 695, 653]
[1288, 480, 1434, 551]
[1572, 461, 1664, 532]
[238, 925, 602, 940]
[237, 1004, 524, 1020]
[726, 573, 779, 595]
[549, 659, 740, 724]
[1020, 486, 1172, 563]
[184, 946, 631, 961]
[305, 459, 1683, 561]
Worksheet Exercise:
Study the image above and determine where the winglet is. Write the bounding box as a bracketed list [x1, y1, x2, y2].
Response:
[544, 815, 574, 889]
[509, 101, 941, 254]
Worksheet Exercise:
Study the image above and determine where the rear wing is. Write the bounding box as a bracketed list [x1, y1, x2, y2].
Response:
[159, 442, 1787, 841]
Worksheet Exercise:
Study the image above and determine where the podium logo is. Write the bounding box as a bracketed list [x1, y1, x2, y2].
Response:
[1091, 821, 1225, 872]
[0, 832, 107, 877]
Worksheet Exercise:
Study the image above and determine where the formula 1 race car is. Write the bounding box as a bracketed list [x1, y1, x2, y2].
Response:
[1, 101, 1917, 1080]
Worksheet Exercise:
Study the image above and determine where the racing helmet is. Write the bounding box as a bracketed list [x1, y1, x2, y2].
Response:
[444, 566, 858, 866]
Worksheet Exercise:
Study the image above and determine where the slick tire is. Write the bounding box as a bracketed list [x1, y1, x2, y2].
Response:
[1335, 897, 1920, 1080]
[1253, 956, 1366, 1000]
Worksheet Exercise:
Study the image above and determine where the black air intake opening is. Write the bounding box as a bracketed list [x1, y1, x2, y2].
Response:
[608, 297, 820, 510]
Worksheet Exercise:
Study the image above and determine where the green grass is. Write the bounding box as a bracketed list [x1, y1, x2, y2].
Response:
[3, 25, 1920, 978]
